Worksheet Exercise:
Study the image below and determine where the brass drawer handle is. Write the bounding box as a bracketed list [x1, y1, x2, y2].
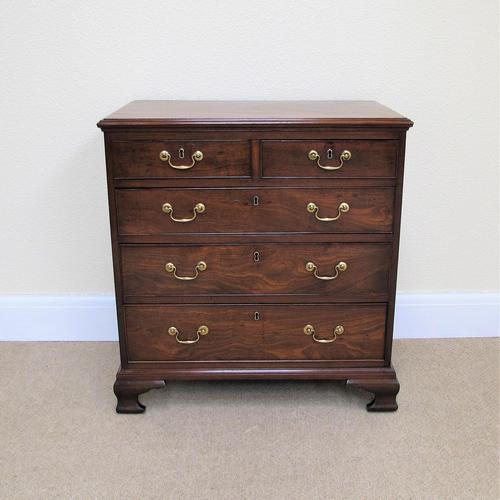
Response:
[306, 261, 347, 280]
[159, 150, 203, 169]
[162, 202, 205, 223]
[307, 202, 349, 221]
[165, 261, 207, 280]
[308, 149, 351, 170]
[168, 325, 209, 344]
[304, 324, 345, 343]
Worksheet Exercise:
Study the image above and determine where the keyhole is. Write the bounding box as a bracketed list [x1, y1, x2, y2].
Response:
[253, 251, 260, 262]
[179, 148, 185, 159]
[254, 312, 260, 321]
[253, 195, 260, 206]
[327, 148, 333, 160]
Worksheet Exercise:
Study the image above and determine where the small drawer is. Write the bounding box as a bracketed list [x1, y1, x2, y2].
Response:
[124, 304, 386, 362]
[121, 243, 391, 300]
[115, 187, 394, 235]
[261, 140, 397, 178]
[111, 140, 251, 179]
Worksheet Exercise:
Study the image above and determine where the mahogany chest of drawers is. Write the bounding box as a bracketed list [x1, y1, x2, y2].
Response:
[97, 100, 413, 413]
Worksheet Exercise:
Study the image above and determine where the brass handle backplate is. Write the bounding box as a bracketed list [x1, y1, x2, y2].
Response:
[159, 150, 203, 169]
[165, 261, 207, 280]
[306, 261, 348, 280]
[307, 202, 349, 221]
[304, 324, 345, 343]
[162, 202, 205, 223]
[168, 325, 209, 344]
[308, 149, 351, 170]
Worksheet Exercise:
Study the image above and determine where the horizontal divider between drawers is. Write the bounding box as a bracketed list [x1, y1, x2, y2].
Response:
[122, 301, 389, 305]
[117, 234, 395, 244]
[121, 296, 390, 305]
[113, 178, 398, 188]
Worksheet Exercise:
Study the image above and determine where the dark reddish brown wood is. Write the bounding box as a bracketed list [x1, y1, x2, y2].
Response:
[103, 128, 402, 141]
[261, 140, 397, 178]
[347, 373, 400, 411]
[384, 131, 408, 364]
[97, 100, 413, 128]
[116, 364, 396, 380]
[113, 378, 165, 413]
[114, 177, 397, 189]
[118, 232, 393, 245]
[115, 187, 394, 235]
[111, 139, 250, 179]
[122, 295, 386, 305]
[124, 304, 386, 362]
[251, 139, 260, 179]
[98, 100, 412, 413]
[103, 135, 129, 368]
[120, 243, 391, 299]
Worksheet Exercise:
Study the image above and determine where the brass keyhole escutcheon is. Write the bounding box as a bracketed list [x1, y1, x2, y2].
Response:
[254, 312, 260, 321]
[253, 195, 260, 206]
[254, 251, 260, 262]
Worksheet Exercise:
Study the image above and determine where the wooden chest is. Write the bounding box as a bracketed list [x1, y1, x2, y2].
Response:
[97, 101, 413, 413]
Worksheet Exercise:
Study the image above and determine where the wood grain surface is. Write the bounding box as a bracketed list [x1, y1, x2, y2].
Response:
[120, 243, 391, 299]
[111, 139, 251, 179]
[98, 100, 413, 128]
[261, 139, 397, 178]
[116, 187, 394, 235]
[124, 304, 386, 362]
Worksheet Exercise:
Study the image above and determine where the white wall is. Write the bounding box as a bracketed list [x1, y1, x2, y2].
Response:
[1, 0, 498, 295]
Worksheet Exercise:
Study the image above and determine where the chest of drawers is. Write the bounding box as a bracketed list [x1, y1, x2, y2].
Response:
[97, 100, 413, 413]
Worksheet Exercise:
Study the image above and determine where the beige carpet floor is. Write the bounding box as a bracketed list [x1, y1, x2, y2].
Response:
[0, 339, 498, 499]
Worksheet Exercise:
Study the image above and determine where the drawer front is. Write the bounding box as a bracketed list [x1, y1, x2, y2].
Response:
[121, 243, 390, 299]
[124, 304, 386, 361]
[262, 140, 397, 178]
[116, 188, 394, 235]
[111, 140, 251, 179]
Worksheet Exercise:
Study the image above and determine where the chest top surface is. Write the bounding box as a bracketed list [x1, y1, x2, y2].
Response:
[97, 100, 413, 128]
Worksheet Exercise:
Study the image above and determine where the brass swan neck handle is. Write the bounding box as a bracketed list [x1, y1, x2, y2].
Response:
[308, 149, 351, 170]
[307, 202, 350, 221]
[304, 324, 345, 343]
[159, 150, 204, 170]
[165, 261, 207, 280]
[168, 325, 209, 344]
[162, 202, 205, 223]
[305, 261, 348, 281]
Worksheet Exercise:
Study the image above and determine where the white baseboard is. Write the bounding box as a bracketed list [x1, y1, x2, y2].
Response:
[0, 293, 498, 341]
[0, 295, 118, 341]
[393, 293, 499, 338]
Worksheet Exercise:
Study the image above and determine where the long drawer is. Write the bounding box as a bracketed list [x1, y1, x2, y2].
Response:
[121, 243, 391, 299]
[116, 188, 394, 235]
[124, 304, 387, 362]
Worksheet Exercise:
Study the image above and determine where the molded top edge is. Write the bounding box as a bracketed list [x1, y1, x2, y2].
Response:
[97, 100, 413, 129]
